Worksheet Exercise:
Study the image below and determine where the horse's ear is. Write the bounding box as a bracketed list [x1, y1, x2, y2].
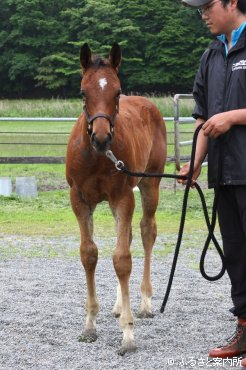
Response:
[80, 43, 92, 72]
[109, 43, 121, 72]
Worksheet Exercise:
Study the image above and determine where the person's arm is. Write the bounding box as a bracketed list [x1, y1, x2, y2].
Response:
[203, 109, 246, 138]
[178, 117, 208, 185]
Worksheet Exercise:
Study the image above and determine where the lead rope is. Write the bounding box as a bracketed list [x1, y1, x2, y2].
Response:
[105, 123, 225, 313]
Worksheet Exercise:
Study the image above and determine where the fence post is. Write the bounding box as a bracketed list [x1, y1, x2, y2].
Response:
[174, 95, 181, 171]
[173, 94, 194, 171]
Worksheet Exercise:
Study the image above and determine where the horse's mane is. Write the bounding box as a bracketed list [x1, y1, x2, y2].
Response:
[91, 55, 109, 68]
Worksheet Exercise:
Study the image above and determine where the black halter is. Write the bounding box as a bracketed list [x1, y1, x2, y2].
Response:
[83, 96, 120, 136]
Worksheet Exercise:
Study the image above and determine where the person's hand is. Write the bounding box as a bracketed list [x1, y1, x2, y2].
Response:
[203, 112, 232, 138]
[177, 161, 201, 186]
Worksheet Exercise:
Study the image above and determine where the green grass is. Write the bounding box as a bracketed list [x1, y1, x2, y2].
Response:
[0, 161, 208, 193]
[0, 97, 196, 158]
[0, 120, 72, 157]
[0, 163, 67, 191]
[0, 119, 194, 158]
[0, 99, 83, 118]
[0, 96, 195, 117]
[0, 190, 74, 235]
[0, 122, 194, 158]
[0, 186, 218, 259]
[0, 187, 213, 236]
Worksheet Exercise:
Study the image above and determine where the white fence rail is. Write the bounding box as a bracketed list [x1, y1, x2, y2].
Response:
[0, 96, 198, 165]
[0, 116, 185, 122]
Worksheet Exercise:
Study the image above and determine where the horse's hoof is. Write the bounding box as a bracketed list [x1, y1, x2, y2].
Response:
[117, 342, 137, 356]
[137, 310, 154, 319]
[78, 329, 97, 343]
[112, 305, 122, 318]
[113, 311, 121, 318]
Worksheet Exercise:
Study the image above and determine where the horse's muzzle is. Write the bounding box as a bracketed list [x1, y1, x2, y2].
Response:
[91, 132, 112, 153]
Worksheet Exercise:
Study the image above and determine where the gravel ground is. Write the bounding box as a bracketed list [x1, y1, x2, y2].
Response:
[1, 237, 245, 370]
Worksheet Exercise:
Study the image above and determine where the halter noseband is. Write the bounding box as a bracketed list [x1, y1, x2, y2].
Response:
[83, 96, 120, 136]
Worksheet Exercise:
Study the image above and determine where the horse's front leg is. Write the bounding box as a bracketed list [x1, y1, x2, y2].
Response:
[70, 188, 99, 343]
[111, 190, 136, 355]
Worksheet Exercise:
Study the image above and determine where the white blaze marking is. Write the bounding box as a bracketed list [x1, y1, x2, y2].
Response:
[99, 78, 107, 90]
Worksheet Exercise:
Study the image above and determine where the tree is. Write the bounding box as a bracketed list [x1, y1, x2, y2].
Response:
[36, 0, 142, 94]
[0, 0, 212, 97]
[0, 0, 71, 96]
[115, 0, 211, 93]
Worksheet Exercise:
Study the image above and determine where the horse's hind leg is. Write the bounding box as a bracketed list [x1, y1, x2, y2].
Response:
[138, 178, 160, 318]
[111, 190, 136, 355]
[70, 188, 99, 343]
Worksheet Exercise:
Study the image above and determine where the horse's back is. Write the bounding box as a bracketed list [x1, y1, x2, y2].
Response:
[115, 95, 166, 171]
[119, 95, 164, 127]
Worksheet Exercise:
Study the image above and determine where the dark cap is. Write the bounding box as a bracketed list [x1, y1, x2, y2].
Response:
[181, 0, 212, 7]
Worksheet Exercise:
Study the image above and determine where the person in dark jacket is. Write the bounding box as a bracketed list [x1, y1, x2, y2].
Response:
[180, 0, 246, 364]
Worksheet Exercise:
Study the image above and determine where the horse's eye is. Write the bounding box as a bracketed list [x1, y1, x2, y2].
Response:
[116, 90, 121, 98]
[80, 89, 86, 99]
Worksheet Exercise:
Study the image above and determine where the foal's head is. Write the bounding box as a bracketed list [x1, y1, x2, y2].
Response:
[80, 43, 122, 153]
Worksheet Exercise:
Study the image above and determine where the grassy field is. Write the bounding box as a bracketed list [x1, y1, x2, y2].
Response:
[0, 186, 217, 259]
[0, 121, 194, 158]
[0, 98, 216, 259]
[0, 96, 195, 158]
[0, 186, 213, 235]
[0, 96, 195, 117]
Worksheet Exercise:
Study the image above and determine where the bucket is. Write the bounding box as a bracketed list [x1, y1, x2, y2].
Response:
[15, 176, 38, 198]
[0, 177, 12, 196]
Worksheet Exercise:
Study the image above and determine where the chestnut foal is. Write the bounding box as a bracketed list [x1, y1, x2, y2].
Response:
[66, 43, 166, 355]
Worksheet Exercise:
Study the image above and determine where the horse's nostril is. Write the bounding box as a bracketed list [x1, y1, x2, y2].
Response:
[91, 133, 112, 152]
[91, 133, 97, 148]
[107, 132, 112, 143]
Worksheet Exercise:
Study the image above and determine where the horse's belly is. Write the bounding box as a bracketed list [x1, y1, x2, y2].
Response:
[72, 174, 123, 205]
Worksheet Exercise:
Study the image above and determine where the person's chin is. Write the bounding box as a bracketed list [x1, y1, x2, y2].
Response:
[206, 24, 219, 35]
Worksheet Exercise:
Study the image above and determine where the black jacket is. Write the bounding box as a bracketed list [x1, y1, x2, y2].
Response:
[193, 29, 246, 188]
